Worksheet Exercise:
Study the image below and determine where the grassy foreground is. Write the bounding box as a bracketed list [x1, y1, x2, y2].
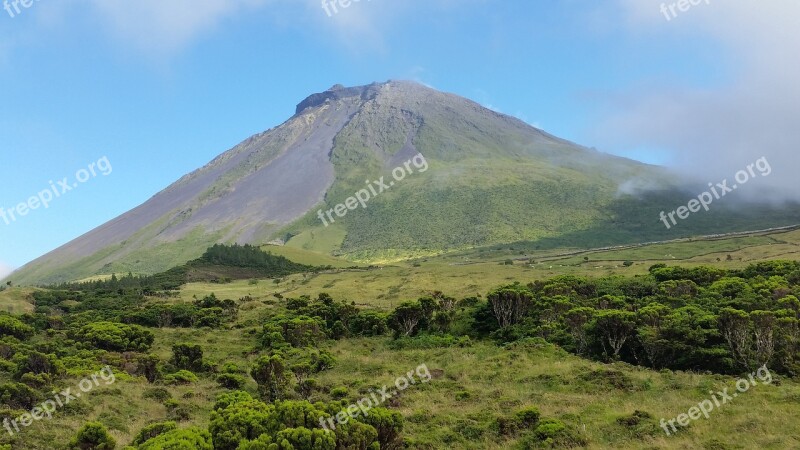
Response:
[5, 332, 798, 449]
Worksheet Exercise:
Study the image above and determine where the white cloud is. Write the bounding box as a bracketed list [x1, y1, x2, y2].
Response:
[304, 0, 487, 54]
[597, 0, 800, 200]
[85, 0, 275, 55]
[0, 262, 14, 281]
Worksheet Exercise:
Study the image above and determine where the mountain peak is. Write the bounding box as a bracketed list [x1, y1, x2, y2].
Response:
[295, 81, 386, 115]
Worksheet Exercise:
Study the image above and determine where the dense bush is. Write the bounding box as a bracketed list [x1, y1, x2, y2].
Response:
[250, 355, 288, 401]
[468, 262, 800, 375]
[164, 370, 199, 385]
[0, 315, 35, 339]
[138, 427, 214, 450]
[74, 322, 154, 352]
[208, 393, 382, 450]
[67, 422, 116, 450]
[217, 373, 246, 390]
[261, 316, 327, 349]
[130, 421, 178, 446]
[0, 382, 41, 409]
[349, 311, 389, 336]
[171, 344, 205, 372]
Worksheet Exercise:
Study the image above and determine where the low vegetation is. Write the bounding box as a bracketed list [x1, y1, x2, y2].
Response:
[1, 244, 799, 449]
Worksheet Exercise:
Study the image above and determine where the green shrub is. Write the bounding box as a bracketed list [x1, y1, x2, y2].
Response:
[515, 407, 541, 429]
[213, 391, 253, 411]
[138, 427, 213, 450]
[0, 315, 34, 339]
[217, 373, 246, 390]
[171, 344, 205, 372]
[75, 322, 154, 352]
[220, 363, 243, 374]
[164, 370, 199, 385]
[130, 421, 177, 446]
[13, 351, 64, 381]
[0, 359, 15, 373]
[492, 415, 520, 436]
[68, 422, 116, 450]
[250, 354, 288, 401]
[261, 316, 327, 348]
[577, 369, 635, 391]
[330, 386, 348, 400]
[237, 429, 336, 450]
[361, 407, 404, 449]
[210, 399, 379, 450]
[166, 403, 193, 422]
[349, 312, 388, 336]
[616, 410, 659, 438]
[0, 382, 41, 409]
[533, 418, 566, 440]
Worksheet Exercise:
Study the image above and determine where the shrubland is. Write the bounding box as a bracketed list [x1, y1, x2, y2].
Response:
[1, 245, 799, 449]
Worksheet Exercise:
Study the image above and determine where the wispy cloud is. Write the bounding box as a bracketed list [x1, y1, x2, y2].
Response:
[596, 0, 800, 200]
[85, 0, 275, 55]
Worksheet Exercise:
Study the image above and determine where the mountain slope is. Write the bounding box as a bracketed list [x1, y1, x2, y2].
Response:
[9, 81, 800, 284]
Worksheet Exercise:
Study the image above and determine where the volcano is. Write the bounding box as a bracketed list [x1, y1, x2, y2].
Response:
[10, 81, 800, 285]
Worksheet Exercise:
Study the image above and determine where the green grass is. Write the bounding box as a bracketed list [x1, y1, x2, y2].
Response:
[7, 332, 798, 449]
[261, 243, 355, 268]
[0, 287, 37, 314]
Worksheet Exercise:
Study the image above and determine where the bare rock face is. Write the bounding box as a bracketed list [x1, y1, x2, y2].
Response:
[295, 83, 382, 115]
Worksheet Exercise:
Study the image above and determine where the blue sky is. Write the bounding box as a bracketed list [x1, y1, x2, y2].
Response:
[0, 0, 797, 275]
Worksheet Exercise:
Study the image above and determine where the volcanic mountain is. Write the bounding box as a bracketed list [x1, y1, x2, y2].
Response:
[9, 81, 800, 284]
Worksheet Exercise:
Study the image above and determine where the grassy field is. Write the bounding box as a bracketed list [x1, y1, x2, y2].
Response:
[168, 228, 800, 311]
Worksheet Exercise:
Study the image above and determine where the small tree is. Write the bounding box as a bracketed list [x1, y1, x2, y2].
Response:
[718, 308, 752, 370]
[250, 354, 288, 401]
[751, 310, 776, 367]
[591, 310, 637, 360]
[564, 307, 595, 355]
[171, 344, 205, 372]
[137, 354, 161, 383]
[387, 302, 425, 337]
[488, 285, 533, 328]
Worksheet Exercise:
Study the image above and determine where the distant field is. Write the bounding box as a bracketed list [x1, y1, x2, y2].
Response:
[168, 228, 800, 310]
[259, 244, 358, 268]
